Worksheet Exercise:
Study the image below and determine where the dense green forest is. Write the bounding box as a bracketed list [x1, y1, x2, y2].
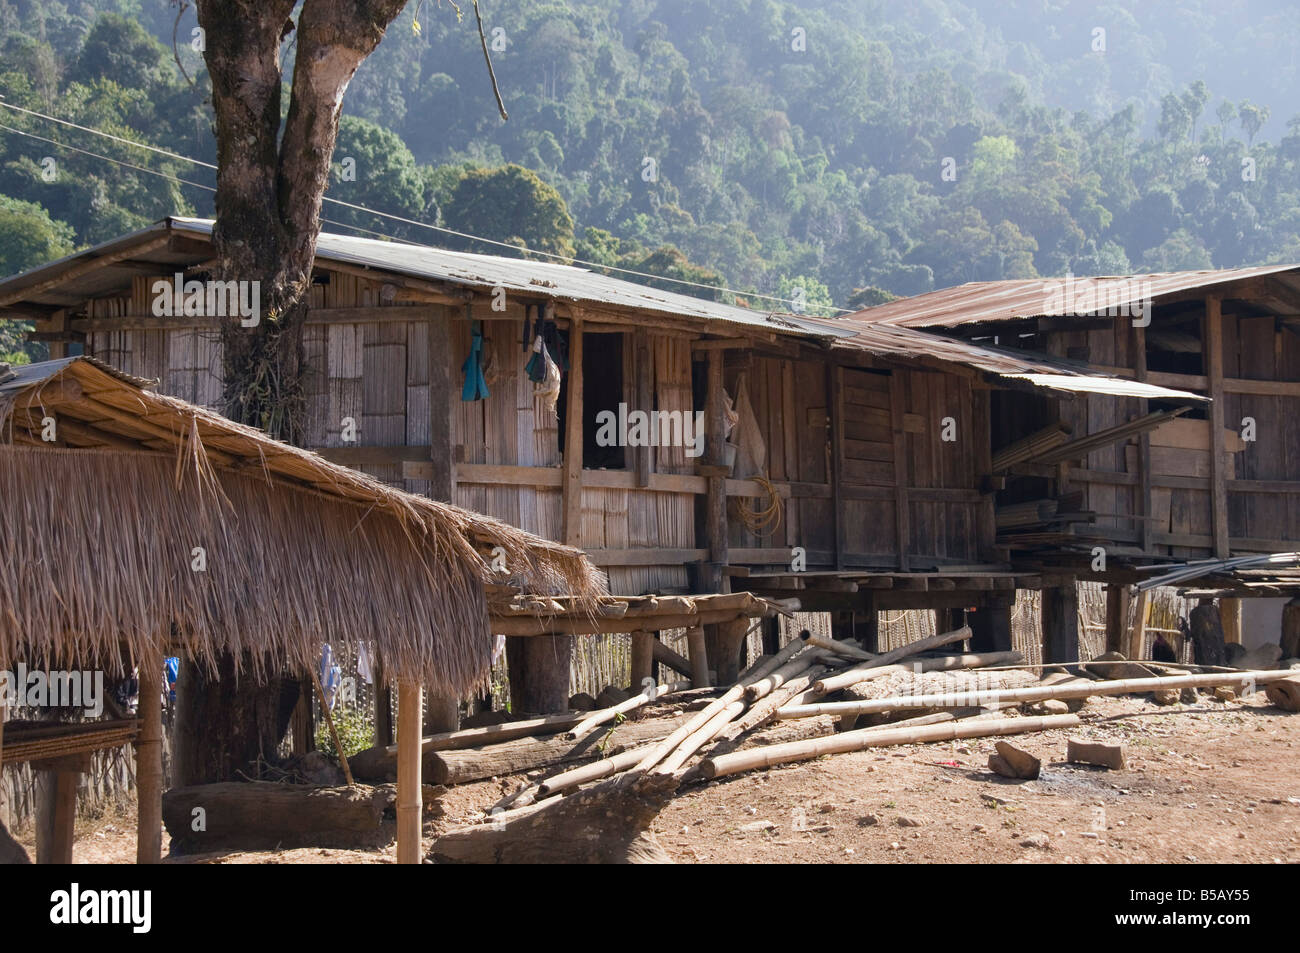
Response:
[2, 0, 1300, 362]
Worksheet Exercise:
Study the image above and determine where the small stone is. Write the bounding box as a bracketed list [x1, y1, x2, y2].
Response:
[738, 820, 775, 833]
[1020, 833, 1051, 849]
[857, 814, 881, 827]
[896, 815, 923, 828]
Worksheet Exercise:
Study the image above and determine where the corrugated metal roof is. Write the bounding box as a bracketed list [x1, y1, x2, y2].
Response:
[795, 318, 1206, 401]
[841, 265, 1300, 329]
[164, 218, 837, 337]
[0, 219, 1205, 402]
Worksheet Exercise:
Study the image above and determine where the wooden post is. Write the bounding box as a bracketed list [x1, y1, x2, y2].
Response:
[506, 634, 573, 714]
[34, 759, 81, 864]
[1104, 583, 1132, 655]
[761, 617, 782, 657]
[1205, 296, 1230, 558]
[1127, 588, 1150, 660]
[136, 653, 163, 864]
[427, 309, 462, 733]
[1281, 597, 1300, 661]
[830, 364, 846, 570]
[634, 330, 652, 488]
[686, 626, 711, 688]
[395, 680, 423, 865]
[889, 371, 911, 571]
[1041, 584, 1080, 665]
[853, 594, 880, 653]
[971, 386, 997, 559]
[373, 674, 394, 747]
[1132, 322, 1154, 553]
[969, 603, 1013, 653]
[1219, 597, 1242, 646]
[702, 348, 729, 594]
[562, 314, 584, 546]
[630, 630, 655, 691]
[704, 617, 749, 686]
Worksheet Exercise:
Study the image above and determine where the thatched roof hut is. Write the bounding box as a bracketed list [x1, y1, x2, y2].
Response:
[0, 356, 604, 693]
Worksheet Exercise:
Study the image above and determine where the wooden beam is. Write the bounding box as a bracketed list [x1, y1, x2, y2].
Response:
[0, 235, 169, 309]
[395, 680, 423, 865]
[634, 329, 652, 488]
[702, 349, 729, 593]
[830, 364, 846, 570]
[1104, 583, 1131, 654]
[1127, 588, 1150, 661]
[889, 371, 911, 571]
[1219, 597, 1242, 645]
[584, 547, 707, 567]
[562, 313, 584, 546]
[1205, 296, 1230, 558]
[630, 631, 655, 689]
[1041, 584, 1080, 664]
[136, 653, 163, 864]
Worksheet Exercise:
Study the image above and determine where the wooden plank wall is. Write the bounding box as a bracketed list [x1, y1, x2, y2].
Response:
[1224, 314, 1300, 546]
[1048, 312, 1300, 558]
[896, 368, 983, 564]
[728, 357, 987, 568]
[1049, 322, 1146, 549]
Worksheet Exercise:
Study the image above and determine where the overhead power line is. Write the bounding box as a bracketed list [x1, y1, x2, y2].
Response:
[0, 100, 850, 313]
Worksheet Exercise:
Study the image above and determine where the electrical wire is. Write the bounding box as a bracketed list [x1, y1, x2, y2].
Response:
[0, 99, 852, 313]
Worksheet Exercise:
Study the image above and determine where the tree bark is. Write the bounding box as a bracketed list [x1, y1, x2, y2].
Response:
[1189, 601, 1228, 667]
[181, 0, 412, 786]
[162, 780, 443, 853]
[174, 656, 301, 786]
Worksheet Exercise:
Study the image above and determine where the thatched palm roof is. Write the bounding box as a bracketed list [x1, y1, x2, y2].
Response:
[0, 357, 603, 692]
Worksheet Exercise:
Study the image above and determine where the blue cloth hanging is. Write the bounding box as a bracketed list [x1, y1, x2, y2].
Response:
[461, 319, 490, 401]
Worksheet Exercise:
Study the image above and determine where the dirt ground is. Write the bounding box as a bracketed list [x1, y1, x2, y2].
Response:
[28, 693, 1300, 864]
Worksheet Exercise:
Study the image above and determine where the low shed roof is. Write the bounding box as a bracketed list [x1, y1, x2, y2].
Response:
[0, 357, 603, 690]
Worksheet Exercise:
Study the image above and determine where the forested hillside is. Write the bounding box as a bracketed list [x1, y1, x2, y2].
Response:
[1, 0, 1299, 364]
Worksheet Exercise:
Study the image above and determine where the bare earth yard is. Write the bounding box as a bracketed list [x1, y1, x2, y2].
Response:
[38, 694, 1300, 865]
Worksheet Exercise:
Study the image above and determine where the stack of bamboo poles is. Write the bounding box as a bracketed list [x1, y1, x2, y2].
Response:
[464, 626, 1299, 822]
[991, 423, 1071, 471]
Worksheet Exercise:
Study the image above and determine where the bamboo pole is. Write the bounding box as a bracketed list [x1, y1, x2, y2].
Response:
[136, 654, 163, 865]
[812, 626, 973, 695]
[564, 680, 692, 740]
[725, 664, 830, 740]
[700, 714, 1080, 780]
[789, 650, 1022, 706]
[311, 670, 354, 786]
[778, 668, 1296, 721]
[631, 637, 806, 773]
[800, 631, 875, 661]
[536, 744, 649, 797]
[655, 700, 746, 774]
[395, 680, 423, 865]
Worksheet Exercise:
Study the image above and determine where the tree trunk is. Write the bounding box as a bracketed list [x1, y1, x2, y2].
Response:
[183, 0, 412, 785]
[163, 780, 443, 854]
[1189, 601, 1228, 667]
[174, 656, 301, 786]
